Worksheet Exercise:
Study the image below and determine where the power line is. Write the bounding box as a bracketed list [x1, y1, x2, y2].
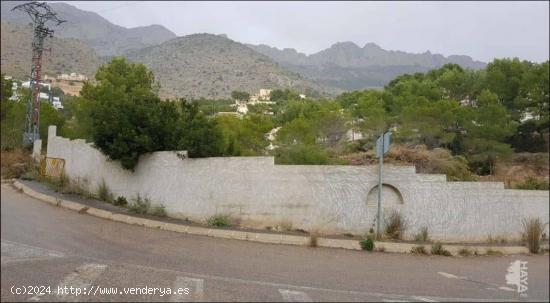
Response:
[11, 1, 65, 146]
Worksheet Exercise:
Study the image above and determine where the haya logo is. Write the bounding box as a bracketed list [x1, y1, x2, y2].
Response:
[505, 260, 528, 295]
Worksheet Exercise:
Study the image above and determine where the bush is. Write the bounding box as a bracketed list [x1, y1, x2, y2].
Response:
[275, 220, 293, 232]
[114, 196, 128, 206]
[128, 194, 151, 214]
[360, 238, 375, 251]
[515, 177, 549, 190]
[384, 210, 407, 240]
[458, 247, 473, 256]
[485, 248, 503, 256]
[309, 234, 318, 247]
[150, 204, 167, 217]
[431, 242, 452, 256]
[414, 226, 429, 242]
[410, 245, 427, 255]
[97, 179, 113, 203]
[523, 217, 544, 253]
[207, 214, 231, 227]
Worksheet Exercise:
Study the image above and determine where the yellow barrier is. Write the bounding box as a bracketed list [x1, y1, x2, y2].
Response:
[40, 157, 65, 179]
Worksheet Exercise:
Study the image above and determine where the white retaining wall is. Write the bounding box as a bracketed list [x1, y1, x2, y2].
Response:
[46, 126, 549, 242]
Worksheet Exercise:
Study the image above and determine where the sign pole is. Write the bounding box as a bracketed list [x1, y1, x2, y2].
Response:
[376, 133, 384, 239]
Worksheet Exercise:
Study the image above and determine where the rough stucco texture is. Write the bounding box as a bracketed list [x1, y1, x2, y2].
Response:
[46, 126, 549, 242]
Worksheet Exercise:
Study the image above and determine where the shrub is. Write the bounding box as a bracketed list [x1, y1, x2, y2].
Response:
[431, 242, 452, 256]
[414, 227, 429, 242]
[97, 179, 113, 203]
[515, 177, 549, 190]
[114, 196, 128, 206]
[410, 245, 427, 255]
[384, 210, 407, 240]
[523, 217, 544, 253]
[275, 220, 293, 232]
[207, 214, 231, 227]
[458, 247, 473, 256]
[309, 234, 318, 247]
[360, 238, 375, 251]
[128, 194, 151, 214]
[485, 248, 503, 256]
[150, 204, 167, 217]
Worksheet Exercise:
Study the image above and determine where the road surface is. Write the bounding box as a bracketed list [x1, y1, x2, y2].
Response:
[1, 183, 548, 302]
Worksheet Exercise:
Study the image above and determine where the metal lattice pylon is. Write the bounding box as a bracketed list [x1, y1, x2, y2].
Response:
[11, 2, 65, 146]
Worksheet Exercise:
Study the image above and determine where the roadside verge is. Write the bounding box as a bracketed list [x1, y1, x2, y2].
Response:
[8, 179, 531, 256]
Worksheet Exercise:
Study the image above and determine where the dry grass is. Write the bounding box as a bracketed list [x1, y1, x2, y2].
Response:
[384, 210, 407, 240]
[458, 247, 473, 256]
[1, 149, 33, 179]
[410, 245, 428, 255]
[523, 217, 544, 254]
[414, 226, 430, 242]
[431, 242, 452, 256]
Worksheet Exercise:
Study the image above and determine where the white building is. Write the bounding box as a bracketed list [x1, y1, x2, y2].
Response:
[22, 81, 51, 91]
[57, 73, 88, 82]
[236, 103, 249, 114]
[299, 94, 306, 99]
[52, 97, 63, 110]
[258, 89, 272, 101]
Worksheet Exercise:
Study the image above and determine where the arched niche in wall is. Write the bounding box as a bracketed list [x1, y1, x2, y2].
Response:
[366, 183, 404, 208]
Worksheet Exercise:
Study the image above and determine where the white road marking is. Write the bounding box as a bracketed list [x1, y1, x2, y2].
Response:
[1, 240, 64, 264]
[499, 286, 516, 292]
[170, 276, 204, 302]
[279, 289, 312, 302]
[437, 272, 467, 280]
[29, 263, 107, 302]
[412, 296, 438, 302]
[383, 300, 410, 302]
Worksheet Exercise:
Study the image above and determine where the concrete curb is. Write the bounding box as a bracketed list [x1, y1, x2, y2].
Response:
[11, 180, 531, 256]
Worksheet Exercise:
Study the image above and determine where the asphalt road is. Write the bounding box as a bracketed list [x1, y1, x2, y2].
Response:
[1, 183, 549, 302]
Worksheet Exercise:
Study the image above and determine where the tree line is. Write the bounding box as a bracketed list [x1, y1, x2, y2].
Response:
[1, 57, 548, 175]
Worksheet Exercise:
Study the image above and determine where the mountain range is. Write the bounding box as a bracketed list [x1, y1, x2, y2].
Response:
[1, 1, 487, 98]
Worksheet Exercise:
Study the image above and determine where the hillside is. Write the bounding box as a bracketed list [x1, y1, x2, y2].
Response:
[1, 22, 101, 80]
[248, 42, 486, 90]
[125, 34, 330, 99]
[1, 1, 176, 57]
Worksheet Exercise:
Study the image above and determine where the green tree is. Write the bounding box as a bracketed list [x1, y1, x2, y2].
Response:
[463, 89, 517, 174]
[84, 58, 180, 170]
[216, 113, 274, 156]
[177, 101, 224, 157]
[1, 74, 13, 121]
[231, 90, 250, 101]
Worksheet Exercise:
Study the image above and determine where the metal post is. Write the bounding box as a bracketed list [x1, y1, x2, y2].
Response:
[12, 2, 65, 146]
[376, 133, 384, 239]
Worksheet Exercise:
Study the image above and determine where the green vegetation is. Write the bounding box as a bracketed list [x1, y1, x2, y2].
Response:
[431, 242, 452, 256]
[150, 204, 167, 217]
[231, 90, 250, 101]
[414, 227, 430, 242]
[114, 196, 128, 206]
[207, 214, 232, 227]
[128, 194, 151, 214]
[515, 177, 549, 190]
[97, 179, 114, 203]
[2, 57, 548, 183]
[360, 238, 375, 251]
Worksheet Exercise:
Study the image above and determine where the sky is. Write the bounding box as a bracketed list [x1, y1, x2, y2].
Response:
[62, 1, 549, 63]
